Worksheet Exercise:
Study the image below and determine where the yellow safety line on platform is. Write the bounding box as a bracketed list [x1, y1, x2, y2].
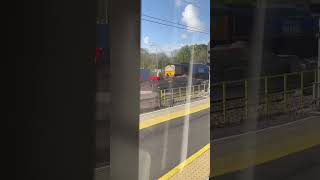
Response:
[139, 103, 210, 130]
[212, 122, 320, 177]
[158, 143, 210, 180]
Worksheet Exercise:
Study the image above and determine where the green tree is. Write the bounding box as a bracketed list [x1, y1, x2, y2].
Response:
[175, 46, 191, 63]
[141, 48, 172, 69]
[189, 44, 208, 64]
[174, 44, 208, 64]
[141, 44, 208, 70]
[141, 48, 153, 69]
[157, 52, 171, 69]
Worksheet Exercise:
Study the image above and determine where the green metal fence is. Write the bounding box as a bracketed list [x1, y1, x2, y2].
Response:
[160, 84, 210, 107]
[211, 69, 318, 126]
[158, 69, 319, 126]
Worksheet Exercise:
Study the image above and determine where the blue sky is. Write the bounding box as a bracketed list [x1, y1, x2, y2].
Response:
[141, 0, 210, 55]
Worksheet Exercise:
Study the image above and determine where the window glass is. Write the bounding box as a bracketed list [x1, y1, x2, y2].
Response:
[211, 0, 320, 179]
[139, 0, 211, 179]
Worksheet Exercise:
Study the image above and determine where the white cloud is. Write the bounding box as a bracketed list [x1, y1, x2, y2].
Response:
[181, 4, 203, 31]
[143, 36, 150, 45]
[181, 33, 188, 39]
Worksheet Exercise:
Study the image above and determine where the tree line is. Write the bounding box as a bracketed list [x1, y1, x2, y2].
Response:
[141, 44, 209, 69]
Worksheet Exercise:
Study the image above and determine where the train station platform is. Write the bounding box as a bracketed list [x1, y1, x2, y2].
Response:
[95, 98, 320, 180]
[140, 98, 210, 179]
[211, 115, 320, 179]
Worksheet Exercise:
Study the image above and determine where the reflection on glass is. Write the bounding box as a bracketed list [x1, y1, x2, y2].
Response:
[211, 1, 320, 179]
[139, 0, 210, 179]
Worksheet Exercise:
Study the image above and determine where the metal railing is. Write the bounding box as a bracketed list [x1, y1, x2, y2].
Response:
[212, 69, 319, 126]
[159, 84, 210, 107]
[157, 69, 320, 126]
